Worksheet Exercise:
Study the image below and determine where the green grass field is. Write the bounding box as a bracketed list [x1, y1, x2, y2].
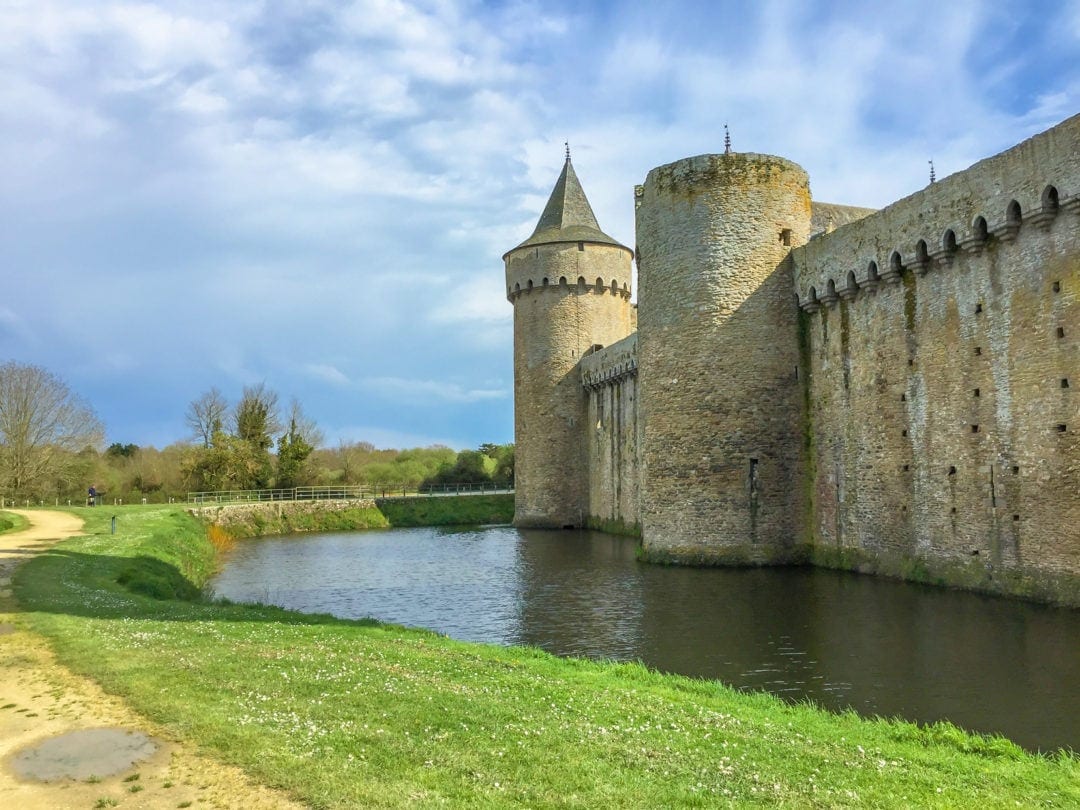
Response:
[12, 506, 1079, 808]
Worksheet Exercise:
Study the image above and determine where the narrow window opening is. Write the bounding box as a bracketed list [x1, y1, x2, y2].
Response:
[951, 507, 957, 514]
[902, 429, 908, 437]
[1012, 465, 1020, 475]
[1013, 514, 1020, 522]
[1057, 424, 1068, 432]
[974, 346, 982, 356]
[1062, 378, 1070, 389]
[974, 388, 980, 397]
[1052, 281, 1061, 293]
[578, 242, 585, 251]
[902, 464, 909, 471]
[975, 303, 983, 314]
[971, 424, 979, 433]
[749, 458, 759, 496]
[1057, 327, 1066, 339]
[908, 358, 915, 367]
[900, 393, 906, 402]
[948, 466, 957, 476]
[780, 228, 792, 246]
[990, 466, 996, 508]
[794, 366, 799, 381]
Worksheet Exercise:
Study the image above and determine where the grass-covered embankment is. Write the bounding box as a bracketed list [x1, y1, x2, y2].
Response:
[0, 510, 28, 534]
[14, 506, 1079, 808]
[376, 493, 513, 527]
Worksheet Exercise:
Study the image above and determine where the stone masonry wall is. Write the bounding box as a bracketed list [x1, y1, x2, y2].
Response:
[581, 334, 641, 532]
[190, 499, 380, 533]
[791, 114, 1080, 602]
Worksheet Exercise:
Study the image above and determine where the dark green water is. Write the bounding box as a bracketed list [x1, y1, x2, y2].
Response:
[210, 526, 1080, 752]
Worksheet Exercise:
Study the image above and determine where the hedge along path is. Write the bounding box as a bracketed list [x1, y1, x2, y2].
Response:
[0, 510, 303, 810]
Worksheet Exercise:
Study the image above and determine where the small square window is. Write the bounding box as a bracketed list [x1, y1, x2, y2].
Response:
[975, 303, 983, 314]
[1052, 281, 1061, 293]
[971, 424, 979, 433]
[974, 346, 982, 356]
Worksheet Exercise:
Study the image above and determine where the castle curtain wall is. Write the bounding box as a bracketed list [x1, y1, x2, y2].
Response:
[793, 116, 1080, 601]
[581, 335, 641, 533]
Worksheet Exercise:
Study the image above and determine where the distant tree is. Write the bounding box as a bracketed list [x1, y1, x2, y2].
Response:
[185, 387, 230, 448]
[0, 361, 105, 498]
[275, 400, 322, 489]
[105, 442, 139, 459]
[233, 383, 281, 488]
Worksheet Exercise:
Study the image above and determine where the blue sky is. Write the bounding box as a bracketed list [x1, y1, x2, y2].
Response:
[2, 0, 1078, 450]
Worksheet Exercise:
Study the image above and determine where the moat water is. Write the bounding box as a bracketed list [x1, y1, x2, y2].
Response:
[210, 526, 1080, 752]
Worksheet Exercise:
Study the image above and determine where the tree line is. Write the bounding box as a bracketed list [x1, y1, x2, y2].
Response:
[0, 361, 512, 503]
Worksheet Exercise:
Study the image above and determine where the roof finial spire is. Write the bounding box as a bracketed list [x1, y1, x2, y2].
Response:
[724, 124, 732, 155]
[565, 141, 571, 163]
[929, 159, 936, 184]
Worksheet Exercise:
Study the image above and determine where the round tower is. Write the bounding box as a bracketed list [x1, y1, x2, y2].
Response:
[635, 152, 811, 560]
[505, 155, 634, 528]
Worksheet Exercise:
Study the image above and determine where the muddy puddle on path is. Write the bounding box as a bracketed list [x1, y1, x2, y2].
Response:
[9, 728, 159, 782]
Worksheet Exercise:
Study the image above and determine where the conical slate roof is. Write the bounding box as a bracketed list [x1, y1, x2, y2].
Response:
[508, 158, 630, 254]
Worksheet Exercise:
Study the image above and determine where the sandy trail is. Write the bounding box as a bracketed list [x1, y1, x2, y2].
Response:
[0, 509, 303, 809]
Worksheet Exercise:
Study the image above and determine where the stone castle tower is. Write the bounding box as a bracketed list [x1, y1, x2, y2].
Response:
[635, 153, 812, 561]
[504, 155, 634, 527]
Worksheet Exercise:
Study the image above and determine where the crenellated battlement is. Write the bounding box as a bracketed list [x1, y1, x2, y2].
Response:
[793, 113, 1080, 309]
[580, 333, 637, 390]
[506, 273, 632, 303]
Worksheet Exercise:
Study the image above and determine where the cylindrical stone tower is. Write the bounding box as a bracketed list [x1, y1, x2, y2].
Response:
[635, 152, 811, 561]
[505, 156, 634, 528]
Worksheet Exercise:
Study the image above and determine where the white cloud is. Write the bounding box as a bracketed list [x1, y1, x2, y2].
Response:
[363, 376, 508, 405]
[304, 364, 352, 386]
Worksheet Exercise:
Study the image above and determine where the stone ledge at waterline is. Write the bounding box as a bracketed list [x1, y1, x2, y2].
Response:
[189, 494, 515, 537]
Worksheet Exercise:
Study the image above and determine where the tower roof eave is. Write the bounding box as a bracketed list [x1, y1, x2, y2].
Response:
[505, 157, 630, 259]
[504, 226, 633, 259]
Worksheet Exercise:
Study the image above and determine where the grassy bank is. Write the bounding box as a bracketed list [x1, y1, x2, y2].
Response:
[0, 510, 28, 534]
[375, 493, 513, 527]
[13, 506, 1079, 808]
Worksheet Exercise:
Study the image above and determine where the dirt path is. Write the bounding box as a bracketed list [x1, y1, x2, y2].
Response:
[0, 510, 304, 810]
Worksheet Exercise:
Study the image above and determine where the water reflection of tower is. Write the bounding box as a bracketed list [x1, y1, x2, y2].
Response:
[511, 529, 644, 659]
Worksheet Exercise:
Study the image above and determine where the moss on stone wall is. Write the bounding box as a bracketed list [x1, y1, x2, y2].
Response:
[585, 515, 642, 538]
